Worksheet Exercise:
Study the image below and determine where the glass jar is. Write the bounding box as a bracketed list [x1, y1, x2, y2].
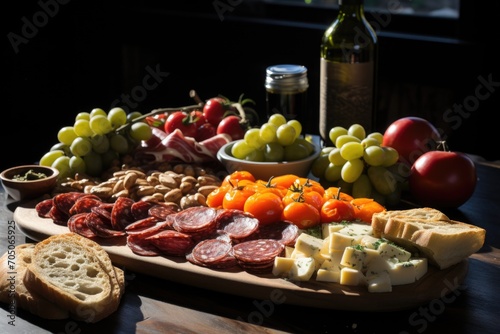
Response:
[265, 64, 309, 132]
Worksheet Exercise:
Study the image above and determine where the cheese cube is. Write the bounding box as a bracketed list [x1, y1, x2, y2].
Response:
[285, 246, 295, 258]
[359, 235, 382, 249]
[289, 257, 316, 281]
[319, 238, 331, 259]
[337, 222, 373, 238]
[294, 233, 324, 262]
[365, 255, 392, 277]
[290, 247, 307, 259]
[340, 267, 365, 286]
[410, 258, 428, 280]
[329, 232, 359, 252]
[272, 257, 295, 277]
[340, 246, 379, 270]
[366, 271, 392, 293]
[316, 268, 340, 282]
[378, 242, 412, 262]
[322, 222, 345, 238]
[388, 261, 417, 285]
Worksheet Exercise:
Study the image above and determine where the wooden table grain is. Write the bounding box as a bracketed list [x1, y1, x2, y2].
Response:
[1, 163, 499, 334]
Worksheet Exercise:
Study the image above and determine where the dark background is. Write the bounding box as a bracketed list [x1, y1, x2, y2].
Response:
[3, 0, 499, 172]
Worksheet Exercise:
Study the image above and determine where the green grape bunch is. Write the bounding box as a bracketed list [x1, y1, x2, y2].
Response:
[39, 107, 151, 179]
[311, 123, 408, 206]
[230, 113, 315, 162]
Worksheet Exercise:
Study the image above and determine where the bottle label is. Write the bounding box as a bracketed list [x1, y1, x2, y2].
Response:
[320, 58, 374, 144]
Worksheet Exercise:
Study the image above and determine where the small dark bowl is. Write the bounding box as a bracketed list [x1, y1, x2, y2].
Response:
[0, 165, 59, 201]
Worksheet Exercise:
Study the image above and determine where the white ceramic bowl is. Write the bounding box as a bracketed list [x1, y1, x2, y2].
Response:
[0, 165, 59, 201]
[217, 140, 321, 181]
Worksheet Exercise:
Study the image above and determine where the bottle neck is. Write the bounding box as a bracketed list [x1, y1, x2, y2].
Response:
[338, 0, 365, 17]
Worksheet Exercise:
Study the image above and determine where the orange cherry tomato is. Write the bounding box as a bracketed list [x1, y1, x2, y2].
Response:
[295, 178, 325, 196]
[222, 184, 255, 211]
[320, 198, 355, 223]
[243, 192, 284, 225]
[221, 171, 256, 187]
[323, 186, 354, 202]
[282, 189, 324, 212]
[281, 201, 321, 229]
[268, 174, 301, 190]
[350, 198, 386, 223]
[206, 184, 231, 209]
[247, 179, 288, 198]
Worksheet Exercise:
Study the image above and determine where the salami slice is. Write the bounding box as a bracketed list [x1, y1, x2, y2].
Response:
[172, 206, 218, 235]
[35, 198, 53, 218]
[67, 213, 97, 238]
[246, 221, 299, 247]
[91, 205, 113, 225]
[232, 239, 284, 273]
[148, 204, 177, 221]
[127, 233, 161, 256]
[85, 212, 126, 238]
[216, 209, 259, 241]
[53, 192, 86, 216]
[48, 205, 69, 225]
[111, 197, 136, 230]
[131, 200, 156, 220]
[146, 230, 195, 257]
[191, 239, 232, 266]
[69, 196, 103, 215]
[125, 216, 162, 234]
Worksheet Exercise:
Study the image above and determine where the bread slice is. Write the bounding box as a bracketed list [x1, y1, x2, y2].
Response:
[371, 208, 486, 269]
[0, 244, 69, 320]
[24, 233, 124, 322]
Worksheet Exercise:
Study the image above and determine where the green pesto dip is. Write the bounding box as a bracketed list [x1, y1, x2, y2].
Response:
[13, 169, 48, 181]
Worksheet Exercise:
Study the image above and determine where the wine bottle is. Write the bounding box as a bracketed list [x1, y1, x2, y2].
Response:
[319, 0, 378, 146]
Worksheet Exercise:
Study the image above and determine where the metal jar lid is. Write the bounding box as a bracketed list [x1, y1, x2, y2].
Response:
[265, 64, 309, 92]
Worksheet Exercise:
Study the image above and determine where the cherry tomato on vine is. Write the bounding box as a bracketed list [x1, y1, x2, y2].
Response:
[268, 174, 301, 190]
[248, 179, 288, 198]
[323, 186, 354, 202]
[282, 201, 320, 229]
[217, 115, 246, 141]
[295, 178, 325, 196]
[222, 185, 255, 211]
[205, 184, 231, 209]
[164, 111, 197, 138]
[320, 198, 355, 223]
[350, 198, 386, 224]
[203, 97, 228, 126]
[190, 110, 206, 128]
[221, 171, 256, 187]
[195, 122, 216, 142]
[244, 192, 284, 225]
[145, 113, 168, 129]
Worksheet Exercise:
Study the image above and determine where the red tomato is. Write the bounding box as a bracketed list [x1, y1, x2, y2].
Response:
[145, 113, 167, 129]
[216, 115, 245, 141]
[382, 116, 442, 166]
[164, 111, 197, 138]
[244, 192, 284, 225]
[409, 149, 477, 208]
[195, 122, 216, 142]
[281, 202, 320, 229]
[320, 198, 355, 223]
[190, 110, 207, 128]
[203, 97, 228, 126]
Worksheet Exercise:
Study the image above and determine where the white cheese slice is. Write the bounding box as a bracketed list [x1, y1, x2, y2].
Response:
[316, 268, 341, 282]
[329, 232, 359, 252]
[340, 246, 379, 270]
[366, 271, 392, 293]
[411, 258, 428, 280]
[359, 235, 382, 249]
[272, 257, 295, 277]
[388, 261, 417, 285]
[337, 222, 373, 238]
[289, 257, 316, 281]
[378, 242, 412, 262]
[340, 267, 365, 286]
[322, 222, 345, 238]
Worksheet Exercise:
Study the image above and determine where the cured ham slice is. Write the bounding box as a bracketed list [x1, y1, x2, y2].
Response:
[136, 128, 231, 163]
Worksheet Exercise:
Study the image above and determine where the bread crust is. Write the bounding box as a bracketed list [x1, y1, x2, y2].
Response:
[22, 233, 124, 323]
[371, 208, 486, 269]
[0, 244, 69, 320]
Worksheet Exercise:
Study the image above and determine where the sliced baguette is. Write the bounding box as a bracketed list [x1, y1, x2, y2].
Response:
[0, 244, 69, 320]
[24, 233, 123, 323]
[371, 208, 486, 269]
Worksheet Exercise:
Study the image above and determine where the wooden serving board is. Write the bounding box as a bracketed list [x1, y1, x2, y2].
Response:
[13, 205, 468, 312]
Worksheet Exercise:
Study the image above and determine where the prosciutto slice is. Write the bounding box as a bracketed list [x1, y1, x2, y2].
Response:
[136, 128, 231, 163]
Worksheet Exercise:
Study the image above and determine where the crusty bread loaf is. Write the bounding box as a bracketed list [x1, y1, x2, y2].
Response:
[371, 208, 486, 269]
[0, 244, 69, 320]
[23, 233, 124, 322]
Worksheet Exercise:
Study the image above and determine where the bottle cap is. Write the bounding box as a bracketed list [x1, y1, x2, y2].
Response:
[265, 64, 309, 92]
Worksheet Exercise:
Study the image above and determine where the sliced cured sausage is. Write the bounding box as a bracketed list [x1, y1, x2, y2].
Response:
[69, 196, 103, 215]
[216, 209, 259, 241]
[245, 221, 299, 247]
[111, 197, 136, 230]
[232, 239, 284, 273]
[67, 213, 97, 238]
[172, 206, 218, 240]
[148, 203, 177, 221]
[146, 230, 195, 257]
[190, 239, 232, 266]
[85, 212, 126, 238]
[127, 233, 161, 256]
[131, 200, 156, 220]
[35, 198, 54, 218]
[53, 192, 86, 216]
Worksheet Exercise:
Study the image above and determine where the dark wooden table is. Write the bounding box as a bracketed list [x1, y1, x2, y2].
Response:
[1, 162, 499, 334]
